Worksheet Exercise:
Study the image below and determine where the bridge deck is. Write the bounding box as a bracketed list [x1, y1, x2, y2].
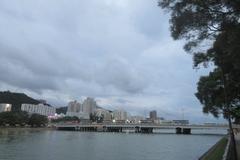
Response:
[55, 124, 235, 130]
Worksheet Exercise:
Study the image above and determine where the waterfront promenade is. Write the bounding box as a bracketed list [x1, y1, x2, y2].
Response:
[235, 133, 240, 159]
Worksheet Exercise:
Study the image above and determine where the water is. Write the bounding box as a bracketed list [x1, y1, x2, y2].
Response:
[0, 129, 225, 160]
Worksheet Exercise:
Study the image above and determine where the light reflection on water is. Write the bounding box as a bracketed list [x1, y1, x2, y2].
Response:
[0, 128, 225, 160]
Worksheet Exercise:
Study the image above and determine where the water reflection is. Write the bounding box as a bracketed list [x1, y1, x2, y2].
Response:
[0, 128, 224, 160]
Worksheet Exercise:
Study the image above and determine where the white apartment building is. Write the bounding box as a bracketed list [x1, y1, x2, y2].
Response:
[82, 97, 97, 114]
[94, 108, 112, 121]
[0, 103, 12, 112]
[21, 104, 56, 116]
[112, 109, 127, 121]
[67, 100, 82, 113]
[66, 98, 97, 119]
[129, 116, 145, 124]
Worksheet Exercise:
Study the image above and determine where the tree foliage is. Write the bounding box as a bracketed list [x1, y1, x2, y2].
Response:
[159, 0, 240, 120]
[159, 0, 240, 52]
[90, 113, 104, 123]
[56, 107, 68, 114]
[28, 114, 48, 127]
[0, 111, 29, 126]
[0, 111, 48, 127]
[51, 116, 79, 123]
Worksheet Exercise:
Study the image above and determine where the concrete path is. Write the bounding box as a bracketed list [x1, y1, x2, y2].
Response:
[235, 133, 240, 160]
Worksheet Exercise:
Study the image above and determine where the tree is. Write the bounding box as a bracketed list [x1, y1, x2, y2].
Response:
[158, 0, 240, 52]
[195, 69, 225, 117]
[56, 107, 68, 114]
[195, 30, 240, 120]
[0, 111, 29, 126]
[51, 116, 79, 123]
[28, 114, 48, 127]
[158, 1, 240, 159]
[158, 0, 240, 116]
[90, 113, 104, 123]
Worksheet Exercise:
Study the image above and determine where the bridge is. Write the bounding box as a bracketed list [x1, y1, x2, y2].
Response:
[55, 123, 236, 134]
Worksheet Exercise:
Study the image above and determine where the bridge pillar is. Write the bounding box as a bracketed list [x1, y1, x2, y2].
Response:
[106, 127, 122, 132]
[182, 128, 191, 134]
[135, 126, 140, 133]
[140, 127, 153, 133]
[103, 126, 107, 132]
[176, 127, 182, 134]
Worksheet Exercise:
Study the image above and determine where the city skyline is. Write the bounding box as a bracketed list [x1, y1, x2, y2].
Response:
[0, 0, 224, 123]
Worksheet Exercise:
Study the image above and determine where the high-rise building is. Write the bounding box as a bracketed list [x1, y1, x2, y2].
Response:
[113, 109, 127, 121]
[94, 108, 112, 121]
[149, 110, 157, 120]
[66, 98, 97, 119]
[67, 100, 82, 113]
[82, 97, 97, 114]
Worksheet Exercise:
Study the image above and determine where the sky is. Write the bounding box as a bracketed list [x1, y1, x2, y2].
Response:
[0, 0, 225, 123]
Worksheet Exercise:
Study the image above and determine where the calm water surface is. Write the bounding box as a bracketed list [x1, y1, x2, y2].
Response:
[0, 129, 224, 160]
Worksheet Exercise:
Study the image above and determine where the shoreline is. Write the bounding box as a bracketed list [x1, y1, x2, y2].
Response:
[0, 126, 55, 131]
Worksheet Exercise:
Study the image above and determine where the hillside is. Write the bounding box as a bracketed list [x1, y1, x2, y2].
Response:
[0, 91, 40, 111]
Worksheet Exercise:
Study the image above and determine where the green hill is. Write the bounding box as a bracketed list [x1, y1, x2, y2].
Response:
[0, 91, 40, 111]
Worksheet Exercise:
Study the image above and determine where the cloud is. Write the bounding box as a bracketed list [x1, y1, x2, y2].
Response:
[0, 0, 224, 123]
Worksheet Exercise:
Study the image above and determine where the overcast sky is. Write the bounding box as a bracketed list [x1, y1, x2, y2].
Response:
[0, 0, 225, 123]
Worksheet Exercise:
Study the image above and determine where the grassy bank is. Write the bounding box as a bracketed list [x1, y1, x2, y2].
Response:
[200, 137, 228, 160]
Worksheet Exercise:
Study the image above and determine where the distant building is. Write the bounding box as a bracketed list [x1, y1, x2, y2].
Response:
[149, 110, 157, 120]
[140, 119, 153, 124]
[0, 103, 12, 112]
[82, 97, 97, 114]
[21, 104, 56, 116]
[204, 122, 217, 126]
[129, 116, 144, 124]
[94, 108, 112, 121]
[67, 100, 82, 113]
[66, 98, 97, 119]
[113, 109, 127, 121]
[66, 100, 89, 119]
[172, 120, 189, 125]
[160, 120, 174, 125]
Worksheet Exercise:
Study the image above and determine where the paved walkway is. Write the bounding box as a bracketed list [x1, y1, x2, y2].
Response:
[235, 133, 240, 160]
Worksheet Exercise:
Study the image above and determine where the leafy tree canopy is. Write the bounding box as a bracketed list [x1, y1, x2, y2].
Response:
[159, 0, 240, 52]
[51, 116, 79, 123]
[28, 114, 48, 127]
[0, 111, 48, 127]
[159, 0, 240, 119]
